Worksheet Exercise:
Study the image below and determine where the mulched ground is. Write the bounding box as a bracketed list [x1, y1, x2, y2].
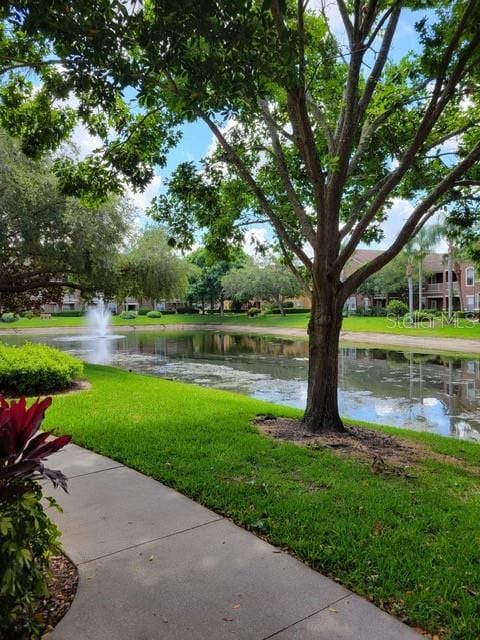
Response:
[36, 553, 78, 637]
[254, 415, 435, 474]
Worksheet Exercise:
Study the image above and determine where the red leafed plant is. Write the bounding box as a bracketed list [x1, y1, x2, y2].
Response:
[0, 395, 71, 498]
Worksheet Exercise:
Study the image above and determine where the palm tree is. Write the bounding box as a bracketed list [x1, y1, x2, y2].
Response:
[404, 241, 415, 318]
[411, 225, 443, 311]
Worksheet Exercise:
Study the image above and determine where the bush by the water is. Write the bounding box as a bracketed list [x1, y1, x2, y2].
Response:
[386, 300, 408, 317]
[0, 343, 83, 395]
[146, 310, 162, 318]
[1, 313, 17, 323]
[119, 311, 137, 320]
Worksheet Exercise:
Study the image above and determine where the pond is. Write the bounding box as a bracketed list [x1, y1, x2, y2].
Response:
[4, 330, 480, 440]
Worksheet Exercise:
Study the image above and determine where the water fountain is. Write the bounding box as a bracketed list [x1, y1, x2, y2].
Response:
[85, 301, 111, 338]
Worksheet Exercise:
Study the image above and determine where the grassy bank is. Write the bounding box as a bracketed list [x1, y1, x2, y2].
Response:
[2, 312, 480, 341]
[44, 365, 480, 640]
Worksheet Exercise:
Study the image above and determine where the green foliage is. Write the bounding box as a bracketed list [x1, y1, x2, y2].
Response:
[247, 307, 259, 317]
[408, 310, 436, 322]
[119, 310, 137, 320]
[0, 484, 61, 639]
[0, 131, 133, 310]
[20, 310, 34, 319]
[1, 313, 17, 323]
[146, 310, 162, 318]
[116, 227, 190, 303]
[138, 307, 151, 316]
[386, 300, 409, 317]
[0, 343, 83, 395]
[223, 262, 301, 310]
[51, 311, 85, 317]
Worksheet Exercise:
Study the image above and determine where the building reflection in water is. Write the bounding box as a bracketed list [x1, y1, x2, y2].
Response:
[3, 331, 480, 440]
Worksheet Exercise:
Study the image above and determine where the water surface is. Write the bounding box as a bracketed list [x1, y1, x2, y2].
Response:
[4, 330, 480, 440]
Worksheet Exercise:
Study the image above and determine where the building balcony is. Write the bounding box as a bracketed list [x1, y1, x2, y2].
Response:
[425, 282, 459, 294]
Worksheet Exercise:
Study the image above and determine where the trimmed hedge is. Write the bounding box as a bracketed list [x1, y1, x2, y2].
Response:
[269, 308, 311, 314]
[51, 311, 85, 317]
[146, 310, 162, 318]
[0, 343, 83, 395]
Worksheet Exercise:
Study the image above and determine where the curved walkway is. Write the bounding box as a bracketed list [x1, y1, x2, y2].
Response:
[46, 443, 422, 640]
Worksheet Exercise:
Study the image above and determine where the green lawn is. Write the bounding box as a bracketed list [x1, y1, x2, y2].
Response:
[44, 364, 480, 640]
[2, 312, 480, 341]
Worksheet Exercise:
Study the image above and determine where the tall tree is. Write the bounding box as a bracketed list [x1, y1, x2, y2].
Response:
[223, 262, 301, 316]
[0, 130, 132, 311]
[3, 1, 480, 432]
[186, 248, 245, 315]
[409, 225, 443, 311]
[116, 227, 190, 305]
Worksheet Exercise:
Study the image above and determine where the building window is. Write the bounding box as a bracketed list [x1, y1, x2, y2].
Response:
[363, 297, 369, 309]
[347, 296, 356, 311]
[466, 295, 474, 311]
[466, 267, 475, 286]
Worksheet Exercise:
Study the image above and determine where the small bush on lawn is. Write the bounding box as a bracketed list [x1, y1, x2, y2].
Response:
[247, 307, 259, 317]
[146, 310, 162, 318]
[1, 313, 17, 323]
[407, 310, 436, 322]
[138, 307, 151, 316]
[0, 343, 83, 395]
[386, 299, 408, 317]
[21, 311, 35, 319]
[119, 311, 137, 320]
[0, 396, 70, 639]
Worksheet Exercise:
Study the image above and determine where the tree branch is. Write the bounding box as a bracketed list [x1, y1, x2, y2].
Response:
[342, 140, 480, 296]
[258, 99, 316, 244]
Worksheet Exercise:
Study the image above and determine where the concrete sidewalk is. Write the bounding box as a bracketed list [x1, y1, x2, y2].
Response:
[46, 444, 422, 640]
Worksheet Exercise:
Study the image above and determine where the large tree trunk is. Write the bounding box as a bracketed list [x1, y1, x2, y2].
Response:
[303, 288, 344, 433]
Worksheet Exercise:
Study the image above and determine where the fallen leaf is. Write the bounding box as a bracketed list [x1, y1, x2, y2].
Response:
[223, 616, 234, 622]
[148, 555, 155, 562]
[328, 607, 337, 613]
[233, 604, 241, 609]
[161, 616, 168, 624]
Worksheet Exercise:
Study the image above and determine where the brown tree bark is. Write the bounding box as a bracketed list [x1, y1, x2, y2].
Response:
[303, 286, 344, 433]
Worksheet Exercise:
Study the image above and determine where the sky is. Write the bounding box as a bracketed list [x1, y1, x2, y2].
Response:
[68, 4, 446, 256]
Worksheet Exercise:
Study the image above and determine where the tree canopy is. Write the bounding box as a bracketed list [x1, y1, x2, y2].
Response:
[222, 261, 301, 314]
[0, 130, 133, 311]
[116, 226, 191, 304]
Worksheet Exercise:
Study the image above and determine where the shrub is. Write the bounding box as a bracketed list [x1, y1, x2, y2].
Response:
[176, 307, 200, 314]
[283, 300, 294, 308]
[0, 396, 70, 638]
[1, 313, 17, 323]
[0, 343, 83, 395]
[146, 310, 162, 318]
[20, 311, 34, 319]
[408, 310, 436, 322]
[247, 307, 259, 317]
[386, 300, 408, 317]
[138, 307, 151, 316]
[119, 310, 137, 320]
